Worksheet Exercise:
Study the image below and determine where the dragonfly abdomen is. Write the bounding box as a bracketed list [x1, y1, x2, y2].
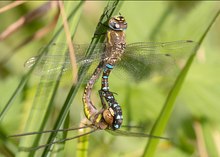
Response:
[100, 90, 123, 130]
[101, 63, 113, 91]
[82, 61, 104, 120]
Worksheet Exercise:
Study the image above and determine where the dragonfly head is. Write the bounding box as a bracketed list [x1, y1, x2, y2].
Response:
[108, 15, 127, 31]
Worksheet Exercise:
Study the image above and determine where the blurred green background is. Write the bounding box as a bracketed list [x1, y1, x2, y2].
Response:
[0, 1, 219, 157]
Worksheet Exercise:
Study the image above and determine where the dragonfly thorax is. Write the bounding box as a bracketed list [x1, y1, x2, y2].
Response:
[104, 30, 126, 65]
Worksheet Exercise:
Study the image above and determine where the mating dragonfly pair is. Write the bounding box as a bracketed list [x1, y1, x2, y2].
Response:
[11, 15, 197, 151]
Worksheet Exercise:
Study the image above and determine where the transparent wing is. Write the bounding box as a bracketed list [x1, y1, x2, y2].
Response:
[116, 40, 198, 82]
[25, 41, 198, 82]
[9, 125, 97, 151]
[24, 43, 105, 80]
[106, 129, 169, 140]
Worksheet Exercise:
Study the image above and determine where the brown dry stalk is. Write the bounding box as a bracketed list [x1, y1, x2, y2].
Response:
[194, 121, 208, 157]
[0, 11, 60, 65]
[58, 0, 78, 84]
[0, 1, 58, 41]
[0, 1, 26, 13]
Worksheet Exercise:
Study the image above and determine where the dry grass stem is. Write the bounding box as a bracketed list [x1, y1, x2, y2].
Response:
[58, 0, 78, 84]
[0, 1, 26, 13]
[0, 1, 58, 41]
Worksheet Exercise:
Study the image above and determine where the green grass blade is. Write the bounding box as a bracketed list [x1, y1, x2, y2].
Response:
[76, 126, 91, 157]
[14, 2, 83, 157]
[0, 128, 17, 156]
[0, 68, 34, 121]
[201, 119, 219, 157]
[41, 1, 122, 157]
[0, 1, 82, 121]
[149, 4, 173, 41]
[142, 9, 220, 157]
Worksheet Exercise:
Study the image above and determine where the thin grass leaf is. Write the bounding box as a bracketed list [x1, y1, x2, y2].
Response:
[0, 128, 17, 156]
[37, 1, 84, 156]
[0, 1, 57, 41]
[149, 4, 173, 41]
[14, 2, 84, 157]
[0, 11, 59, 65]
[48, 111, 70, 157]
[201, 119, 219, 157]
[142, 9, 220, 157]
[41, 1, 122, 157]
[57, 0, 78, 83]
[0, 1, 25, 14]
[76, 125, 92, 157]
[0, 75, 29, 121]
[0, 9, 59, 120]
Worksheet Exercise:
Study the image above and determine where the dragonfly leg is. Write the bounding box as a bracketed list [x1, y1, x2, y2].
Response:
[98, 90, 108, 109]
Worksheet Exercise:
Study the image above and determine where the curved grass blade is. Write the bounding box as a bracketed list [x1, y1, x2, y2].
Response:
[142, 9, 220, 157]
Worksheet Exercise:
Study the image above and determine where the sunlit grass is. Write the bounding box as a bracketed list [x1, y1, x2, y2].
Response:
[0, 1, 219, 157]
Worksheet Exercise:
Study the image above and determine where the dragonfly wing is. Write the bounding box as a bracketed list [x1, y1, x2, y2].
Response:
[17, 127, 98, 151]
[116, 40, 198, 82]
[25, 43, 106, 80]
[106, 129, 169, 140]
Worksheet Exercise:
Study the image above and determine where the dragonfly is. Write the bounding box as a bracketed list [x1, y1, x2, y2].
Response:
[11, 15, 198, 151]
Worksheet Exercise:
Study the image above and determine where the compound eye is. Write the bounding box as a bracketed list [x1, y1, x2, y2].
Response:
[114, 23, 120, 29]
